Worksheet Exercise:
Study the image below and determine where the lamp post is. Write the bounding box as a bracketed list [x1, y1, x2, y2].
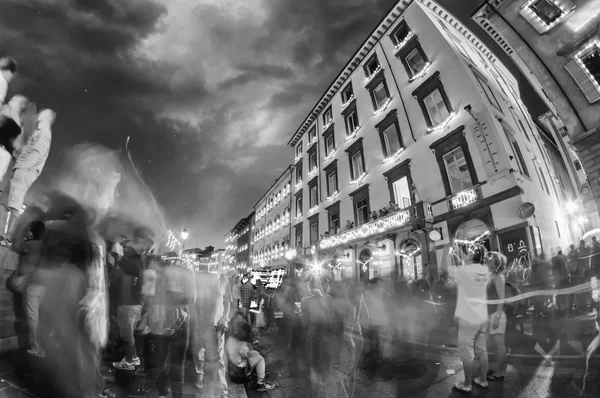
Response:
[181, 227, 189, 253]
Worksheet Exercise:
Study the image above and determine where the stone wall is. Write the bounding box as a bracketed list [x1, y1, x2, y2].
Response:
[0, 247, 24, 354]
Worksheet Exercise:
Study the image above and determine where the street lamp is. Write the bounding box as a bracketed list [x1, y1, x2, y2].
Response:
[181, 228, 189, 252]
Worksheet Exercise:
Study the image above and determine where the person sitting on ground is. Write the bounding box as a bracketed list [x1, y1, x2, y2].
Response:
[225, 322, 275, 391]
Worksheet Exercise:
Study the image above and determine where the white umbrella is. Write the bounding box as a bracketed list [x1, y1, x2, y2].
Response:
[582, 229, 600, 246]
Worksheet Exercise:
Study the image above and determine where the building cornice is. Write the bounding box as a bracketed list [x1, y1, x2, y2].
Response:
[287, 0, 415, 147]
[252, 165, 293, 210]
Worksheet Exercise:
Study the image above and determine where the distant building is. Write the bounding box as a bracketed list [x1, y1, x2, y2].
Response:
[472, 0, 600, 231]
[224, 213, 254, 274]
[285, 0, 577, 282]
[251, 166, 293, 271]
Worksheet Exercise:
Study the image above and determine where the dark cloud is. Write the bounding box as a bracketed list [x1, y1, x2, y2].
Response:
[0, 0, 405, 248]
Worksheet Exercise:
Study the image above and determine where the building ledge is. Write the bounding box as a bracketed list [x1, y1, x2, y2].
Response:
[571, 124, 600, 145]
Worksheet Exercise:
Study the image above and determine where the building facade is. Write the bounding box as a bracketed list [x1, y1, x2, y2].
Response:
[287, 0, 577, 283]
[251, 166, 293, 271]
[224, 213, 254, 274]
[472, 0, 600, 230]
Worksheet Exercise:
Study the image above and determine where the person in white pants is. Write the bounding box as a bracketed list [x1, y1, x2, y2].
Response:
[0, 109, 55, 244]
[0, 95, 28, 182]
[0, 57, 17, 106]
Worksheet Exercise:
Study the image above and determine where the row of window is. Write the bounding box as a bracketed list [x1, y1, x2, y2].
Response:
[252, 241, 290, 264]
[253, 209, 291, 243]
[256, 183, 292, 220]
[236, 244, 248, 253]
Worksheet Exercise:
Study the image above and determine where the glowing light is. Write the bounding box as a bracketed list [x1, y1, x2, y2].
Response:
[322, 120, 334, 132]
[523, 0, 573, 31]
[308, 167, 318, 177]
[324, 150, 336, 162]
[394, 31, 415, 52]
[309, 205, 319, 213]
[373, 97, 393, 116]
[295, 213, 303, 221]
[409, 62, 431, 82]
[383, 148, 405, 163]
[320, 210, 411, 249]
[577, 216, 587, 225]
[427, 112, 455, 133]
[454, 230, 490, 246]
[574, 39, 600, 95]
[365, 65, 382, 83]
[448, 187, 479, 210]
[350, 172, 368, 185]
[294, 154, 302, 163]
[310, 135, 318, 144]
[285, 249, 297, 260]
[295, 181, 303, 190]
[341, 95, 355, 110]
[326, 191, 339, 201]
[566, 201, 578, 213]
[345, 126, 361, 141]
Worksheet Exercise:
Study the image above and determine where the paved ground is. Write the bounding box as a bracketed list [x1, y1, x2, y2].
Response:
[242, 324, 600, 398]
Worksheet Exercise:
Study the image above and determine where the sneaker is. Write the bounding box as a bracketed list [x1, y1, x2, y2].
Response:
[120, 356, 141, 366]
[473, 377, 489, 388]
[27, 347, 46, 358]
[453, 381, 472, 393]
[112, 360, 135, 370]
[98, 389, 117, 398]
[257, 382, 276, 391]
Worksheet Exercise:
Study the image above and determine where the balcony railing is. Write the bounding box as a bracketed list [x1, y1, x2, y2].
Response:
[319, 202, 433, 249]
[447, 185, 483, 211]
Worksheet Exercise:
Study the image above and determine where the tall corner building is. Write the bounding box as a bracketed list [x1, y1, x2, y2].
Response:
[286, 0, 581, 282]
[472, 0, 600, 230]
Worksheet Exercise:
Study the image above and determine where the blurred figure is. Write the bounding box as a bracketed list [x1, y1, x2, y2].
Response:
[0, 109, 55, 244]
[486, 252, 507, 381]
[551, 249, 570, 311]
[362, 278, 391, 367]
[239, 274, 254, 324]
[449, 244, 490, 393]
[11, 220, 46, 356]
[144, 257, 190, 398]
[301, 275, 334, 397]
[112, 226, 154, 370]
[329, 282, 356, 398]
[0, 95, 28, 182]
[225, 322, 275, 391]
[0, 56, 17, 105]
[190, 264, 231, 396]
[592, 237, 600, 278]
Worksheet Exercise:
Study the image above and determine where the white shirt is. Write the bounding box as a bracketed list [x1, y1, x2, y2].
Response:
[450, 263, 490, 324]
[0, 74, 7, 105]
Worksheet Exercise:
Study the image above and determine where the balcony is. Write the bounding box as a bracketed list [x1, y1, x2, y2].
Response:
[319, 202, 434, 249]
[446, 185, 483, 212]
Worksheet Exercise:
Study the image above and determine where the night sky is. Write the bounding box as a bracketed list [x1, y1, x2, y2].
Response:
[0, 0, 545, 249]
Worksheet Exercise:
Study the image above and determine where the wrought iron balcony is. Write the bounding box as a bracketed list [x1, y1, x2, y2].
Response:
[319, 202, 433, 249]
[446, 185, 482, 211]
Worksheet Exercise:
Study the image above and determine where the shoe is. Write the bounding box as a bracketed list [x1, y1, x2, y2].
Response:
[453, 381, 472, 393]
[27, 347, 46, 358]
[195, 381, 204, 390]
[473, 377, 489, 388]
[98, 389, 117, 398]
[120, 356, 141, 366]
[112, 360, 135, 370]
[257, 382, 276, 391]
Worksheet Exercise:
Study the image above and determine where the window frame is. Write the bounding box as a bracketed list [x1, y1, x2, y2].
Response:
[295, 161, 303, 184]
[345, 138, 366, 181]
[529, 0, 564, 26]
[349, 184, 370, 227]
[383, 158, 413, 208]
[390, 20, 412, 47]
[344, 106, 360, 136]
[366, 72, 391, 111]
[295, 142, 303, 159]
[472, 68, 503, 113]
[443, 147, 474, 195]
[396, 36, 429, 79]
[341, 83, 354, 104]
[326, 201, 341, 234]
[308, 177, 319, 208]
[309, 214, 319, 246]
[324, 160, 339, 197]
[412, 71, 453, 128]
[324, 130, 336, 157]
[429, 126, 478, 197]
[363, 54, 381, 77]
[294, 223, 303, 248]
[502, 122, 530, 177]
[308, 125, 317, 144]
[322, 106, 333, 127]
[295, 190, 303, 218]
[375, 109, 404, 158]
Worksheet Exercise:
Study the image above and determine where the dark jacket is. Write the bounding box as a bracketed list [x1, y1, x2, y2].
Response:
[115, 246, 143, 306]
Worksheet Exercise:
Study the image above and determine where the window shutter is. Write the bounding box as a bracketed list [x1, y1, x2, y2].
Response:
[564, 58, 600, 104]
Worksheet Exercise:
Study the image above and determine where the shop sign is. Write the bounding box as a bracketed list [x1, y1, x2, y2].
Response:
[498, 228, 530, 265]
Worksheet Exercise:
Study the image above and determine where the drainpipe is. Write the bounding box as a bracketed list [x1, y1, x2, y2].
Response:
[379, 42, 417, 142]
[481, 1, 588, 131]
